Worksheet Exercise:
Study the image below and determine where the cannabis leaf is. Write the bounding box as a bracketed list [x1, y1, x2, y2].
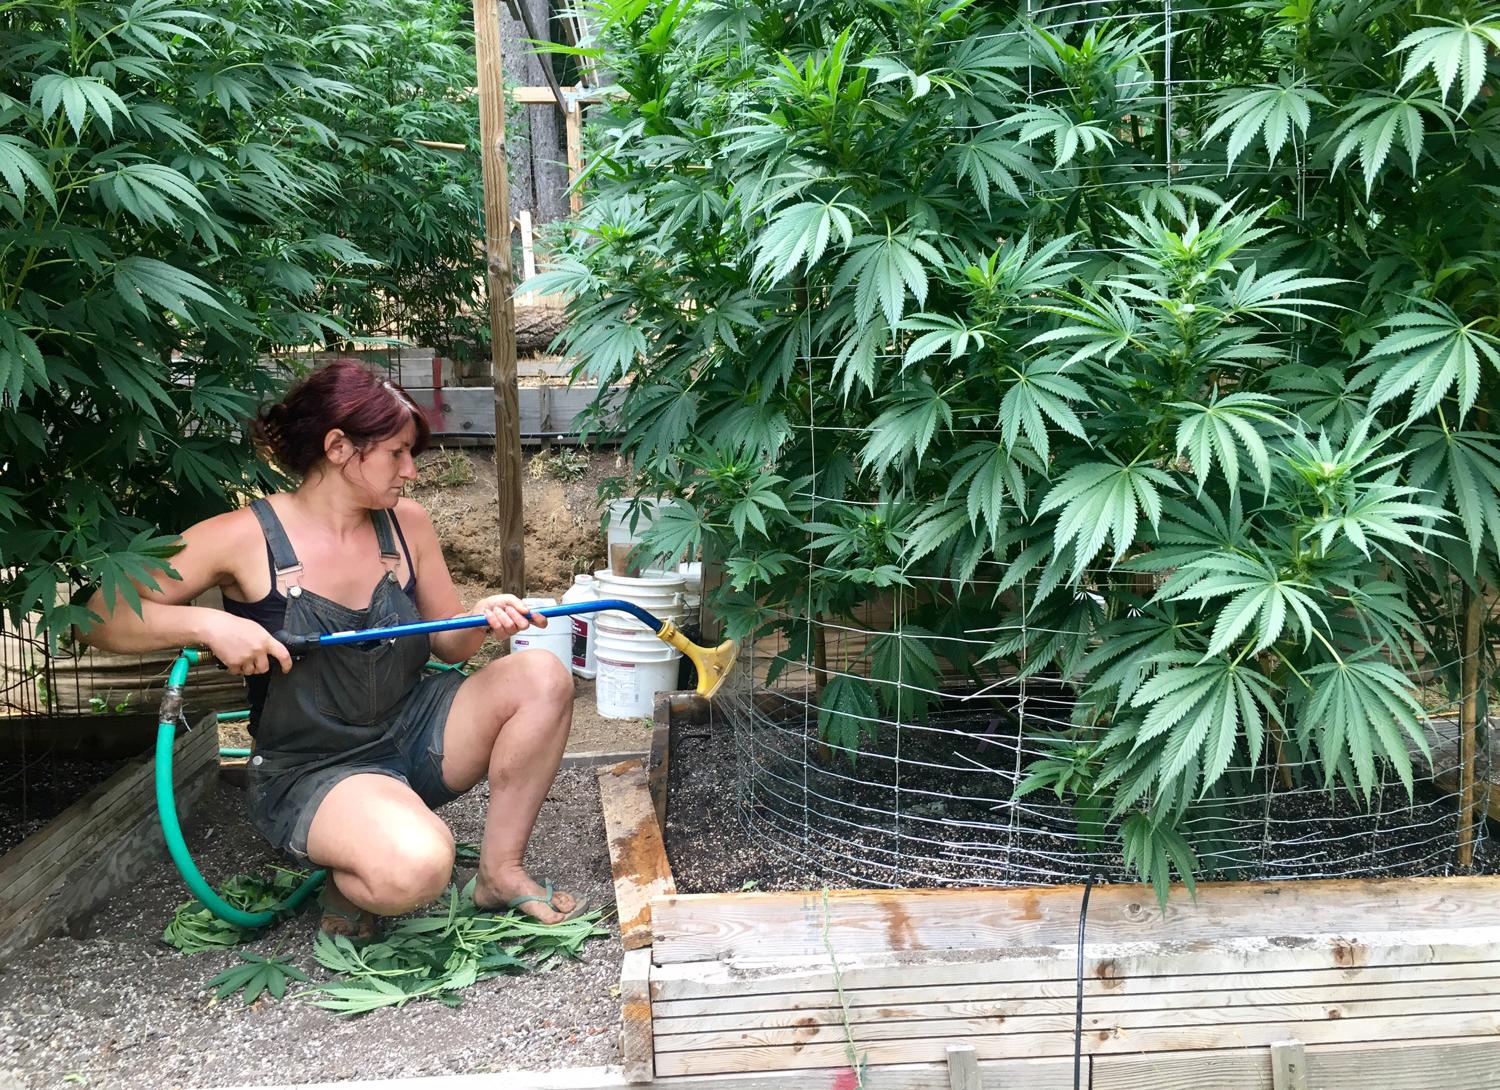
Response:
[1127, 651, 1281, 793]
[834, 228, 942, 329]
[999, 357, 1089, 463]
[1038, 460, 1175, 578]
[860, 382, 953, 472]
[1003, 104, 1117, 166]
[1407, 427, 1500, 564]
[751, 196, 860, 283]
[1329, 91, 1455, 195]
[1201, 76, 1328, 169]
[950, 131, 1040, 210]
[818, 673, 880, 762]
[206, 952, 310, 1006]
[1394, 16, 1500, 110]
[1120, 812, 1198, 908]
[1300, 653, 1428, 797]
[868, 626, 941, 722]
[1167, 552, 1326, 656]
[1170, 392, 1284, 492]
[0, 135, 55, 209]
[1357, 300, 1500, 423]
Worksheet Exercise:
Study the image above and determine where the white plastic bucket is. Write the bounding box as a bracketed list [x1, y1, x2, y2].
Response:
[592, 570, 686, 632]
[509, 597, 571, 673]
[595, 618, 681, 719]
[561, 574, 598, 679]
[591, 569, 687, 718]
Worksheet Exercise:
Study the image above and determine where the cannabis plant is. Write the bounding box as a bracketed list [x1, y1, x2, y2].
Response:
[1, 0, 483, 641]
[537, 0, 1500, 887]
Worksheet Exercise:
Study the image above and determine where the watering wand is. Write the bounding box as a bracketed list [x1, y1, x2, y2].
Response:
[274, 598, 740, 700]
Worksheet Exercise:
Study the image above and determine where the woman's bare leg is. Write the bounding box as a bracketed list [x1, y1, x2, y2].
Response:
[438, 648, 576, 922]
[306, 773, 455, 916]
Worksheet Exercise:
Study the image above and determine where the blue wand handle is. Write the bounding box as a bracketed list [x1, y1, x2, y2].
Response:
[275, 598, 665, 654]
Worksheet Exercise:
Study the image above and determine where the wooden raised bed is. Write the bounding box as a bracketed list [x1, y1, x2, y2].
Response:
[0, 712, 219, 962]
[594, 692, 1500, 1089]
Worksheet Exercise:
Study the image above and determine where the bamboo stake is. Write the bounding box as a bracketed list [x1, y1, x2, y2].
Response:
[1459, 586, 1483, 867]
[472, 0, 525, 594]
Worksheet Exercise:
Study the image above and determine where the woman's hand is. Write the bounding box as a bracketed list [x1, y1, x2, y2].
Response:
[472, 593, 543, 639]
[201, 613, 293, 676]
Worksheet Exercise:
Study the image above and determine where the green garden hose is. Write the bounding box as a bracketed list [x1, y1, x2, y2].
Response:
[157, 649, 324, 928]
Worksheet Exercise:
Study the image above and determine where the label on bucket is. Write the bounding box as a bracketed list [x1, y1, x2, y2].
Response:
[597, 658, 637, 714]
[571, 617, 589, 667]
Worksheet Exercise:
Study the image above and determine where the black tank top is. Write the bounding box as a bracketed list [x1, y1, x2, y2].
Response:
[223, 499, 418, 732]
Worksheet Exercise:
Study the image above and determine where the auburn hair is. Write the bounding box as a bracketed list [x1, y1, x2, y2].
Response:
[252, 359, 431, 475]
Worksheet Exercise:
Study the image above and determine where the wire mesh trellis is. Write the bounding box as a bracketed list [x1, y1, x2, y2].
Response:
[709, 0, 1494, 890]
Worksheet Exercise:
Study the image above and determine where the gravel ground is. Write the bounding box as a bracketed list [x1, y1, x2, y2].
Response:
[0, 767, 621, 1090]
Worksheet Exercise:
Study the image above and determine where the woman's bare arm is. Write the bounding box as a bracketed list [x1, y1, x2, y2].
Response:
[83, 509, 293, 675]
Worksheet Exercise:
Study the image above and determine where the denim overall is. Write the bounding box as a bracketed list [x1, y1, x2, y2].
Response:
[235, 498, 465, 861]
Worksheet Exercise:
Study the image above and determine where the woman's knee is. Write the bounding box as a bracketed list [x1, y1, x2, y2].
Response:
[367, 825, 455, 910]
[505, 648, 575, 708]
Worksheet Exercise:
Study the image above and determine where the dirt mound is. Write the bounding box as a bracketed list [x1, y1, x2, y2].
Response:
[412, 446, 614, 599]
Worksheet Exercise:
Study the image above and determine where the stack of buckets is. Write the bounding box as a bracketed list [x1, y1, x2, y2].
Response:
[513, 499, 701, 719]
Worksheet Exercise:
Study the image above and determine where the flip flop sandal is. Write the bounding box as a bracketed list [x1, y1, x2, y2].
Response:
[507, 878, 590, 924]
[462, 875, 589, 923]
[317, 886, 382, 943]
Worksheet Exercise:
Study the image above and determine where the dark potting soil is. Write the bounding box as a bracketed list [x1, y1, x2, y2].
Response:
[0, 753, 133, 855]
[664, 692, 1500, 894]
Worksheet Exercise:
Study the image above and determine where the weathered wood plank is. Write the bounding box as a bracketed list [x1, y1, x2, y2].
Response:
[471, 0, 523, 592]
[650, 878, 1500, 965]
[655, 993, 1500, 1054]
[652, 972, 1500, 1037]
[650, 928, 1500, 1001]
[651, 959, 1500, 1019]
[1093, 1035, 1500, 1090]
[598, 757, 675, 950]
[652, 1008, 1500, 1076]
[564, 99, 583, 215]
[561, 748, 650, 770]
[621, 946, 654, 1084]
[0, 719, 215, 921]
[0, 712, 158, 758]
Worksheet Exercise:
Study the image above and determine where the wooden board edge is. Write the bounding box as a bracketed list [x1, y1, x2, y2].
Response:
[598, 757, 676, 952]
[621, 946, 654, 1084]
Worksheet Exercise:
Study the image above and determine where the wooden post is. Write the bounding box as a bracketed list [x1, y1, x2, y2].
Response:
[1270, 1039, 1308, 1090]
[472, 0, 525, 594]
[565, 97, 584, 215]
[946, 1043, 981, 1090]
[1459, 586, 1484, 867]
[619, 946, 654, 1083]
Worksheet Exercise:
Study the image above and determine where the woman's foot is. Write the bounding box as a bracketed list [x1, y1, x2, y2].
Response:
[318, 882, 382, 942]
[470, 867, 585, 924]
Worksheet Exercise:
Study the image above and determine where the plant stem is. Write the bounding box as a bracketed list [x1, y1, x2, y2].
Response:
[820, 888, 865, 1088]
